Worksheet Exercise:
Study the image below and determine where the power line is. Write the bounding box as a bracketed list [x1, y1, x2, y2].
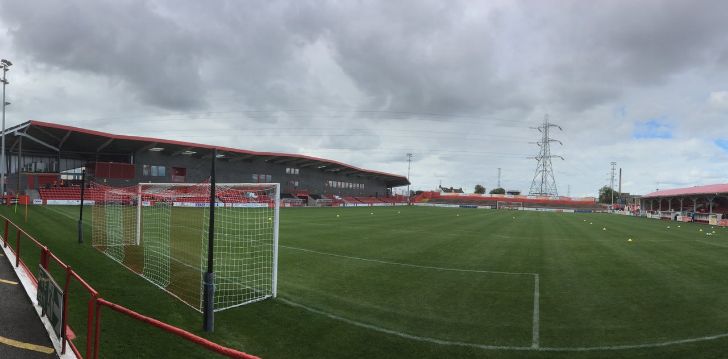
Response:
[528, 114, 564, 196]
[88, 123, 533, 142]
[76, 108, 523, 125]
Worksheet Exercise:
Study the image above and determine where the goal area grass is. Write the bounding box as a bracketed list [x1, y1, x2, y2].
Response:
[4, 204, 728, 358]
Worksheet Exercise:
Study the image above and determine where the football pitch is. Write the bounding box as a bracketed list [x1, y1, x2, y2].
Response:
[4, 205, 728, 358]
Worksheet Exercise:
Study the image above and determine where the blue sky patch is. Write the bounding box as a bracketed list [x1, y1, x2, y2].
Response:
[715, 139, 728, 153]
[633, 119, 673, 139]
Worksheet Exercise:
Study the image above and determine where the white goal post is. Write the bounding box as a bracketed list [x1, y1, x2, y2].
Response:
[92, 182, 280, 312]
[496, 201, 523, 210]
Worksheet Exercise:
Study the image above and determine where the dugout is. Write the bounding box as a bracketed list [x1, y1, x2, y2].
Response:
[641, 184, 728, 223]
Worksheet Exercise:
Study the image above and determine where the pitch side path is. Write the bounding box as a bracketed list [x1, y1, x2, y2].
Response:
[0, 249, 58, 358]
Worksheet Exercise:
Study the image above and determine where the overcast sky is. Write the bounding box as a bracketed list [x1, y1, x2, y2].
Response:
[2, 0, 728, 197]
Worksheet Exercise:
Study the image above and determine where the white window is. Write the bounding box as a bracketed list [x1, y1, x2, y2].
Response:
[143, 165, 166, 177]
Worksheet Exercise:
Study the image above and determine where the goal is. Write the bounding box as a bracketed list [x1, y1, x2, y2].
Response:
[496, 201, 523, 210]
[91, 182, 280, 312]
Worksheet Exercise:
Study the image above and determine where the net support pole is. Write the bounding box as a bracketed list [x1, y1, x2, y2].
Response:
[272, 183, 280, 298]
[136, 183, 142, 245]
[203, 148, 217, 332]
[78, 169, 86, 244]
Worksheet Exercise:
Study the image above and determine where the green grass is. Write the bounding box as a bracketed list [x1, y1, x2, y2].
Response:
[4, 205, 728, 358]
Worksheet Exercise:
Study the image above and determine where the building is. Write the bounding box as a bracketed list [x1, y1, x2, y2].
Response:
[0, 121, 409, 199]
[641, 184, 728, 215]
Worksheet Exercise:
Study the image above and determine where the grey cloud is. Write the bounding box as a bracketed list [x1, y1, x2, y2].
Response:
[2, 0, 728, 196]
[529, 0, 728, 110]
[1, 0, 206, 109]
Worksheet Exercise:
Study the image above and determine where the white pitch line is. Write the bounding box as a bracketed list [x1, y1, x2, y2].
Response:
[532, 274, 540, 349]
[281, 245, 536, 276]
[540, 332, 728, 351]
[44, 206, 89, 225]
[280, 297, 728, 352]
[694, 240, 728, 249]
[278, 297, 534, 351]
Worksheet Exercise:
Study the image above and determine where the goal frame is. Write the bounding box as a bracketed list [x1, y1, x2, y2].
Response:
[93, 181, 281, 315]
[134, 182, 281, 299]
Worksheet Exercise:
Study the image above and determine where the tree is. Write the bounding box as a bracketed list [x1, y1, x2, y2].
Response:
[489, 187, 506, 194]
[598, 186, 616, 204]
[474, 184, 486, 194]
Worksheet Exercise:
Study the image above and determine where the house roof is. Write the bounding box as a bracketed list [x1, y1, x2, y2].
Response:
[642, 183, 728, 198]
[2, 120, 410, 187]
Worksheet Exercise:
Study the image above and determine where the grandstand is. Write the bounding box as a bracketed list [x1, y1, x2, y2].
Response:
[0, 120, 409, 204]
[641, 184, 728, 224]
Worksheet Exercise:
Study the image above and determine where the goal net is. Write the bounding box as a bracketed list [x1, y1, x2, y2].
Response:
[91, 182, 280, 312]
[496, 201, 523, 210]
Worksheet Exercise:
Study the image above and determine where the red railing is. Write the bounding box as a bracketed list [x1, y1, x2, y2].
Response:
[0, 215, 260, 359]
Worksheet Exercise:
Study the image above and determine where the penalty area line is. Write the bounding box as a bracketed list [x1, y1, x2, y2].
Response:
[281, 245, 536, 276]
[279, 297, 728, 352]
[278, 297, 534, 351]
[532, 274, 540, 349]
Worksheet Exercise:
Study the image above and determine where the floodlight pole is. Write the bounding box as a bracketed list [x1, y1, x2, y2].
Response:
[78, 169, 86, 243]
[203, 148, 217, 332]
[1, 59, 11, 199]
[610, 162, 616, 210]
[406, 153, 413, 204]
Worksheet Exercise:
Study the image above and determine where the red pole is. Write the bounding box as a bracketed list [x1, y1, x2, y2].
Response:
[86, 295, 96, 359]
[96, 298, 260, 359]
[93, 299, 102, 359]
[40, 246, 49, 269]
